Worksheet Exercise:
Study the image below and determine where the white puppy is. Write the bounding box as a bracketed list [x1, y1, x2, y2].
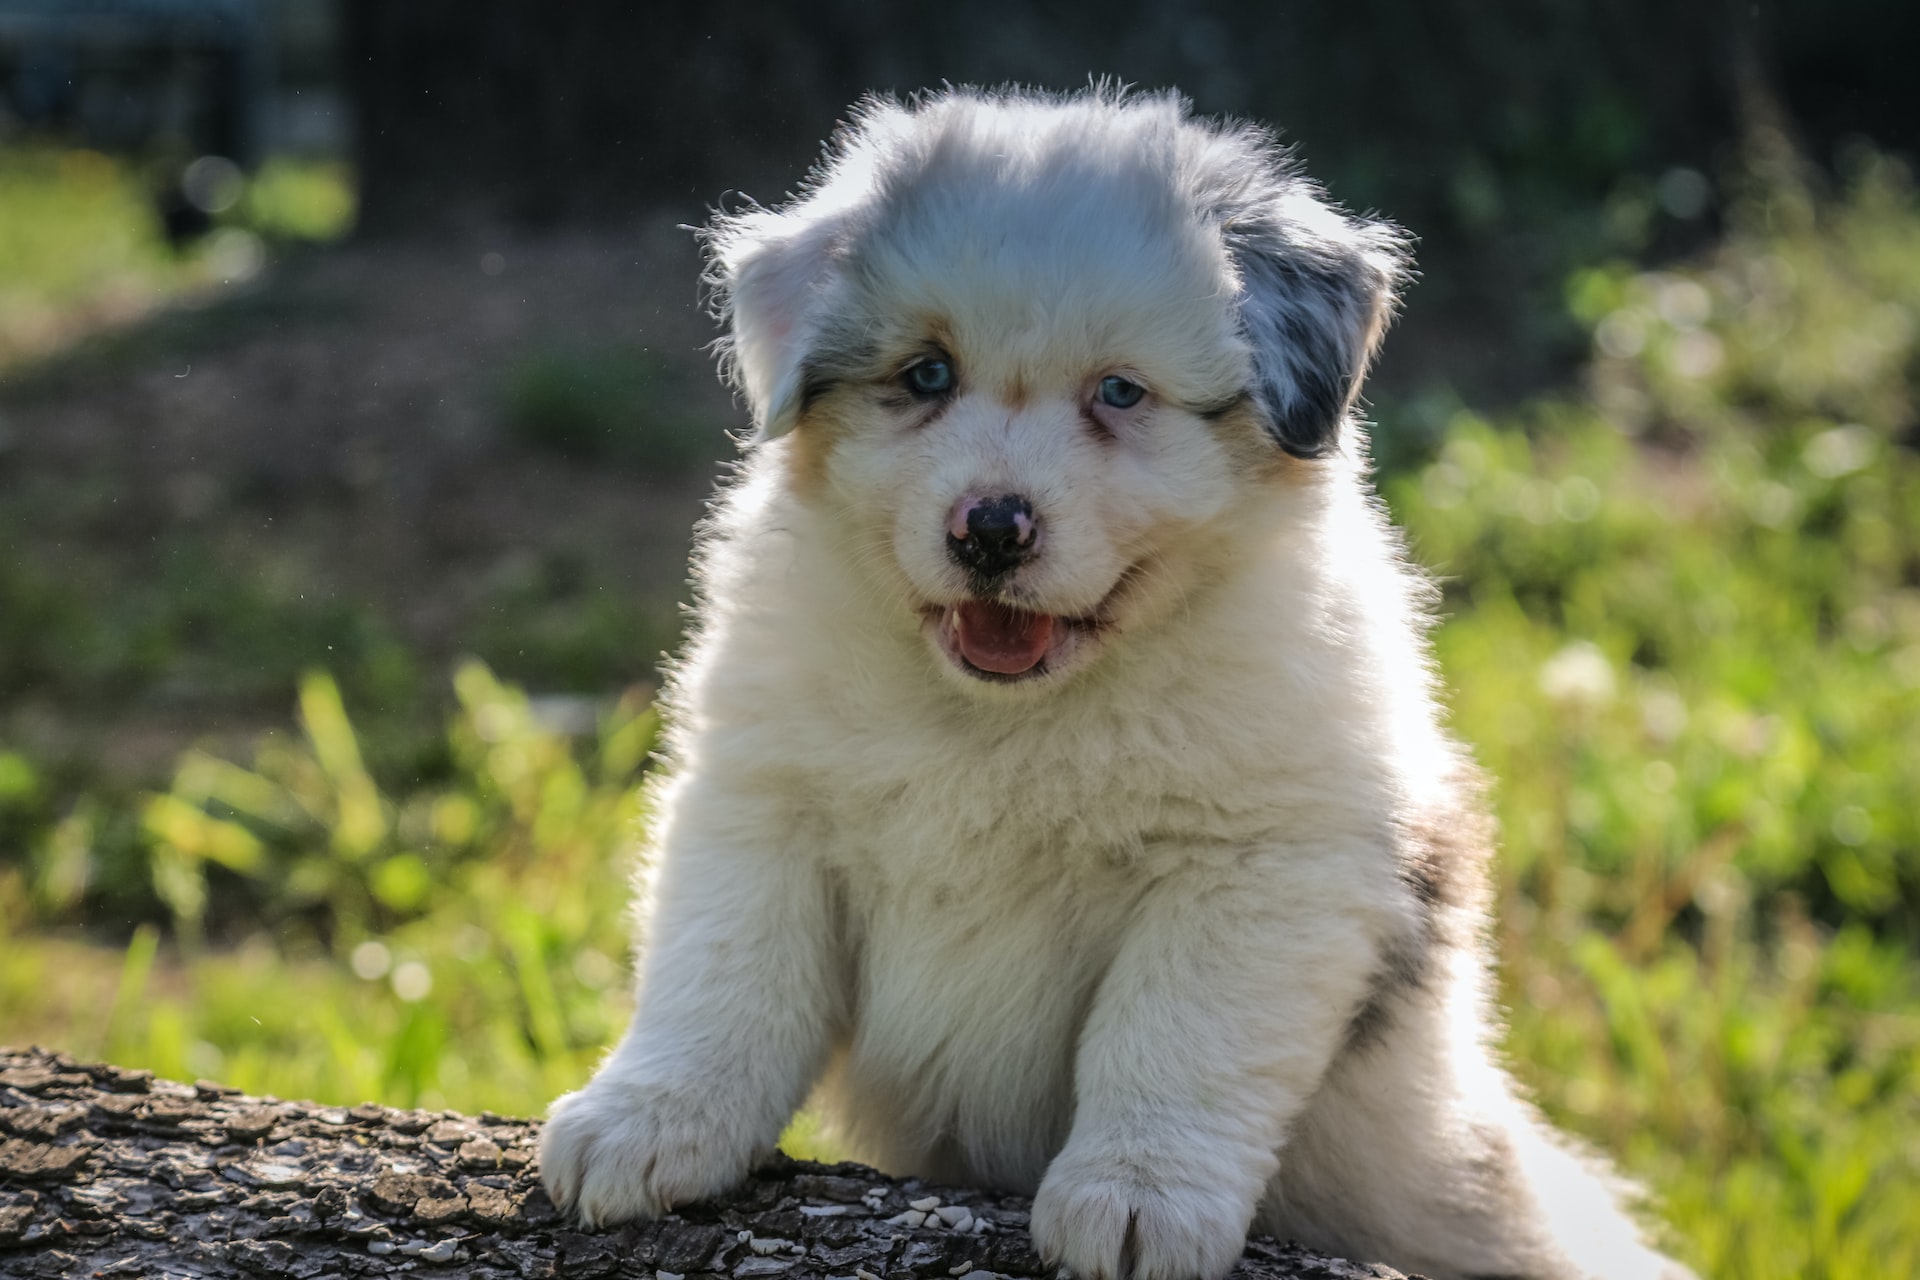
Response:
[540, 87, 1690, 1280]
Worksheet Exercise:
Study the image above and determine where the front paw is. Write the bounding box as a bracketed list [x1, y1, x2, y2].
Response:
[538, 1078, 756, 1226]
[1030, 1145, 1255, 1280]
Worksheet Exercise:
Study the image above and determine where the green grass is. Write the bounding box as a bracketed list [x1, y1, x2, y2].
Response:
[3, 150, 1918, 1279]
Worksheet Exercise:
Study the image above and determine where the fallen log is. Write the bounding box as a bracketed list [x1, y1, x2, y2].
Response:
[0, 1046, 1408, 1279]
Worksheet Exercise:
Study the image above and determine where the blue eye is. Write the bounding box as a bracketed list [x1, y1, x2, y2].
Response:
[1098, 375, 1145, 408]
[906, 359, 954, 396]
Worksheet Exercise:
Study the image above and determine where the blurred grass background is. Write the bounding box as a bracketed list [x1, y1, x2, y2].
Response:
[0, 34, 1917, 1280]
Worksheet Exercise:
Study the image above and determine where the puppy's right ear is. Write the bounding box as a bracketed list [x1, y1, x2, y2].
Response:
[707, 208, 847, 443]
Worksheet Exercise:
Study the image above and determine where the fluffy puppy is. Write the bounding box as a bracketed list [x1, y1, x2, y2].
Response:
[539, 87, 1691, 1280]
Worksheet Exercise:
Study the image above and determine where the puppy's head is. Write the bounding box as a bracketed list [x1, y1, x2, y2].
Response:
[706, 88, 1409, 690]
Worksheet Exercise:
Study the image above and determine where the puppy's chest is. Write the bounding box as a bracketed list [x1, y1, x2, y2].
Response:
[800, 704, 1243, 878]
[828, 819, 1138, 1186]
[830, 775, 1151, 876]
[789, 717, 1290, 1183]
[802, 721, 1254, 993]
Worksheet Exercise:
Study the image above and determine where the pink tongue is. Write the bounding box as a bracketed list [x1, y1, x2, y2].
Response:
[953, 602, 1056, 674]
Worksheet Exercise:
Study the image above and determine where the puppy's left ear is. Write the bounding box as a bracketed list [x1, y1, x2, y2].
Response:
[706, 208, 848, 442]
[1225, 201, 1411, 458]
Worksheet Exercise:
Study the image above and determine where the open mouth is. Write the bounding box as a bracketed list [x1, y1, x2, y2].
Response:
[945, 600, 1063, 678]
[922, 573, 1137, 684]
[930, 601, 1084, 683]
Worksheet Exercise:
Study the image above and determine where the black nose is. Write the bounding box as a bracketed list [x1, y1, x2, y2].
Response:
[946, 494, 1039, 579]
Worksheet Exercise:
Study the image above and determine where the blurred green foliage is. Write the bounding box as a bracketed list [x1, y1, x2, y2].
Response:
[3, 662, 652, 1114]
[241, 158, 358, 245]
[1382, 149, 1920, 1280]
[0, 147, 354, 369]
[462, 551, 683, 696]
[0, 535, 419, 712]
[2, 148, 1918, 1279]
[0, 148, 172, 355]
[501, 346, 727, 473]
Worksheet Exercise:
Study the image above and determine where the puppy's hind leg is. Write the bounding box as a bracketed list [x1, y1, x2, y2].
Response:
[1265, 967, 1694, 1280]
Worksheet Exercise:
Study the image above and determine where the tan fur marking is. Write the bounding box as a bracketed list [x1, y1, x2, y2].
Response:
[915, 315, 960, 361]
[782, 402, 841, 497]
[1211, 400, 1312, 483]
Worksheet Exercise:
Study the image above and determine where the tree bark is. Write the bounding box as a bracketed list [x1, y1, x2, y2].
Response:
[0, 1046, 1406, 1280]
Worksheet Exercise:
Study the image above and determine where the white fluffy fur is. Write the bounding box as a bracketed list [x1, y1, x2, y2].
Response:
[539, 87, 1691, 1280]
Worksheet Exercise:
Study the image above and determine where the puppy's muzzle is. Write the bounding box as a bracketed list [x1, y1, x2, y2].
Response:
[946, 494, 1039, 581]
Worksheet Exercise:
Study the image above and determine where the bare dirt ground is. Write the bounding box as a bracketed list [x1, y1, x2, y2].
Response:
[0, 219, 743, 777]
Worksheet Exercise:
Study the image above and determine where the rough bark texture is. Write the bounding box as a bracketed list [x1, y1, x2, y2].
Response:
[0, 1047, 1409, 1280]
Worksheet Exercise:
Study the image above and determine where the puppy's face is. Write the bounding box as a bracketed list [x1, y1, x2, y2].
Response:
[802, 184, 1261, 688]
[709, 91, 1407, 692]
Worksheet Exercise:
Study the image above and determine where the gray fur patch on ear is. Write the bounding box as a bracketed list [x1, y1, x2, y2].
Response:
[1222, 198, 1411, 459]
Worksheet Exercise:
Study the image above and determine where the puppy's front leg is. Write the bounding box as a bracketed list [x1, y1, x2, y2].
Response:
[540, 789, 842, 1225]
[1031, 847, 1384, 1280]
